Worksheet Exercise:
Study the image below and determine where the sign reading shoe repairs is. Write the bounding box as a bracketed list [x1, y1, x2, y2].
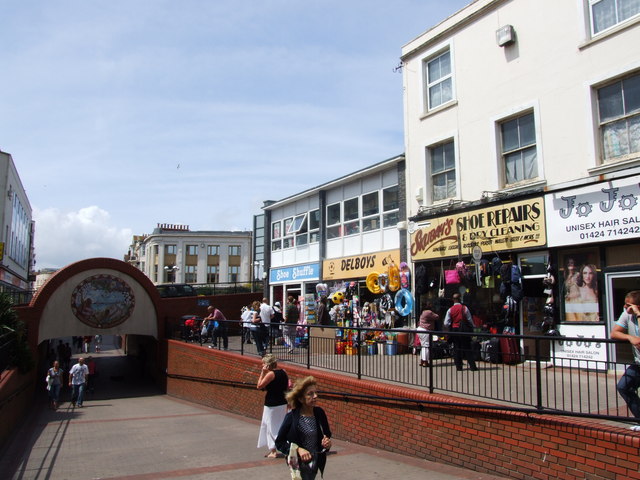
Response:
[410, 198, 546, 261]
[322, 249, 400, 281]
[545, 176, 640, 247]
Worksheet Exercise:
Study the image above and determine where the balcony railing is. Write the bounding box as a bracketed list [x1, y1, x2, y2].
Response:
[167, 320, 637, 425]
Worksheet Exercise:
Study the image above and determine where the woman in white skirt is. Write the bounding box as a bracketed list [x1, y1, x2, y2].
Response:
[257, 354, 289, 458]
[417, 303, 439, 367]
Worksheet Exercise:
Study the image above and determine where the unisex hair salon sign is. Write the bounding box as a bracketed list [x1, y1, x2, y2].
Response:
[410, 198, 546, 261]
[545, 176, 640, 247]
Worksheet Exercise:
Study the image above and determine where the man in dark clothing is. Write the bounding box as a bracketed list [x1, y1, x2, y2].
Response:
[317, 298, 331, 325]
[444, 293, 478, 371]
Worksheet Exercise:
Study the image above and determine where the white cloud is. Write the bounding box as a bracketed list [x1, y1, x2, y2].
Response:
[33, 206, 132, 270]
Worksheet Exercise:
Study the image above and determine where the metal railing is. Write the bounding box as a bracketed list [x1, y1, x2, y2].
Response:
[0, 290, 34, 306]
[190, 281, 263, 295]
[168, 320, 635, 424]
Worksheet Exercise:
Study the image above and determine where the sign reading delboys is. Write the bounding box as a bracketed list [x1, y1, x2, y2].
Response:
[322, 249, 400, 281]
[270, 263, 320, 284]
[410, 198, 546, 261]
[545, 176, 640, 247]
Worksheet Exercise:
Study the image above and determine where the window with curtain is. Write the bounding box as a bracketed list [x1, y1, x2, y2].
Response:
[425, 49, 453, 110]
[598, 72, 640, 160]
[590, 0, 640, 35]
[500, 112, 538, 185]
[326, 203, 341, 239]
[362, 192, 380, 232]
[343, 197, 360, 236]
[272, 220, 282, 251]
[382, 186, 399, 228]
[309, 209, 320, 243]
[429, 140, 456, 202]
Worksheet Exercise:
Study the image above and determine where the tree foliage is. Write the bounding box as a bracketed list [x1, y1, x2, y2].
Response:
[0, 293, 33, 373]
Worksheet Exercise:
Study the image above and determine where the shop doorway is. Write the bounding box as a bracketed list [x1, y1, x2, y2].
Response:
[518, 251, 550, 359]
[606, 271, 640, 367]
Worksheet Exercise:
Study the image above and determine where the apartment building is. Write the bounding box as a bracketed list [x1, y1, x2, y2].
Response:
[401, 0, 640, 363]
[126, 224, 252, 285]
[0, 150, 34, 294]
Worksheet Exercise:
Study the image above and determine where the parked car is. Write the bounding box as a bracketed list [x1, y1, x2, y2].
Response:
[156, 283, 198, 298]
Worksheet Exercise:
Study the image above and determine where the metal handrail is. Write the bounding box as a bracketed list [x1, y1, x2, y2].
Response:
[166, 319, 636, 424]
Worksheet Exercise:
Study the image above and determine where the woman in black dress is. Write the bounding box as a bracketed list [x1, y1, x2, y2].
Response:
[256, 354, 289, 458]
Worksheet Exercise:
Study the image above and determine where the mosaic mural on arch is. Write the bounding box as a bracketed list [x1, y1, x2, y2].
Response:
[71, 274, 135, 328]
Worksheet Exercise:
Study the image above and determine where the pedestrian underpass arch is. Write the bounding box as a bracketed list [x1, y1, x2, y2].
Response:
[22, 257, 163, 350]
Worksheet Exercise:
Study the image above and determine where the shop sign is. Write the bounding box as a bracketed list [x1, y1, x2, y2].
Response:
[545, 176, 640, 247]
[409, 198, 546, 261]
[0, 267, 28, 290]
[553, 324, 607, 368]
[269, 263, 319, 284]
[322, 249, 400, 281]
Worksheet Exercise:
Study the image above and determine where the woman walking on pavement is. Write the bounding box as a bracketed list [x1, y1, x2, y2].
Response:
[276, 376, 332, 480]
[256, 354, 289, 459]
[46, 360, 63, 410]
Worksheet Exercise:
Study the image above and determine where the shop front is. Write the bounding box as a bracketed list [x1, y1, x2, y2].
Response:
[545, 175, 640, 369]
[269, 262, 320, 323]
[409, 197, 548, 357]
[321, 249, 412, 353]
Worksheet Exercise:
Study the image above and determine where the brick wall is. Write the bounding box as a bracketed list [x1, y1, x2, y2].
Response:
[167, 339, 640, 480]
[0, 368, 36, 450]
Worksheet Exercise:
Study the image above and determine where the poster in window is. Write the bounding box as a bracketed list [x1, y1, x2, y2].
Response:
[559, 250, 601, 323]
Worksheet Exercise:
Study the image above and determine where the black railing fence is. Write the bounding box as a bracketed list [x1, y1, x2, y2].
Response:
[191, 281, 263, 296]
[168, 319, 636, 424]
[1, 290, 34, 306]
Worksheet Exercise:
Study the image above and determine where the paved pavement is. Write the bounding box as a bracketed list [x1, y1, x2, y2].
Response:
[0, 337, 512, 480]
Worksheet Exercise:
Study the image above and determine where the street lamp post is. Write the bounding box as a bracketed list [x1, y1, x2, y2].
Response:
[253, 261, 261, 292]
[164, 265, 179, 283]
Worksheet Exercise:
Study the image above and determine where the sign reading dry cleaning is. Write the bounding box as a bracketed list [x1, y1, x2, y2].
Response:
[410, 197, 546, 261]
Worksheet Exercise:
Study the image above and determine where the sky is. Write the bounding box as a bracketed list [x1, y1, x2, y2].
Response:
[0, 0, 470, 270]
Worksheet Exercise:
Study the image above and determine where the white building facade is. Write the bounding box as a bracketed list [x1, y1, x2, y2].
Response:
[0, 150, 34, 295]
[127, 224, 252, 285]
[401, 0, 640, 363]
[263, 156, 405, 320]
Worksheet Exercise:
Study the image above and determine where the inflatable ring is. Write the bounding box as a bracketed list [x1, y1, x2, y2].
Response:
[378, 273, 389, 292]
[388, 262, 401, 292]
[394, 288, 414, 317]
[366, 272, 381, 294]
